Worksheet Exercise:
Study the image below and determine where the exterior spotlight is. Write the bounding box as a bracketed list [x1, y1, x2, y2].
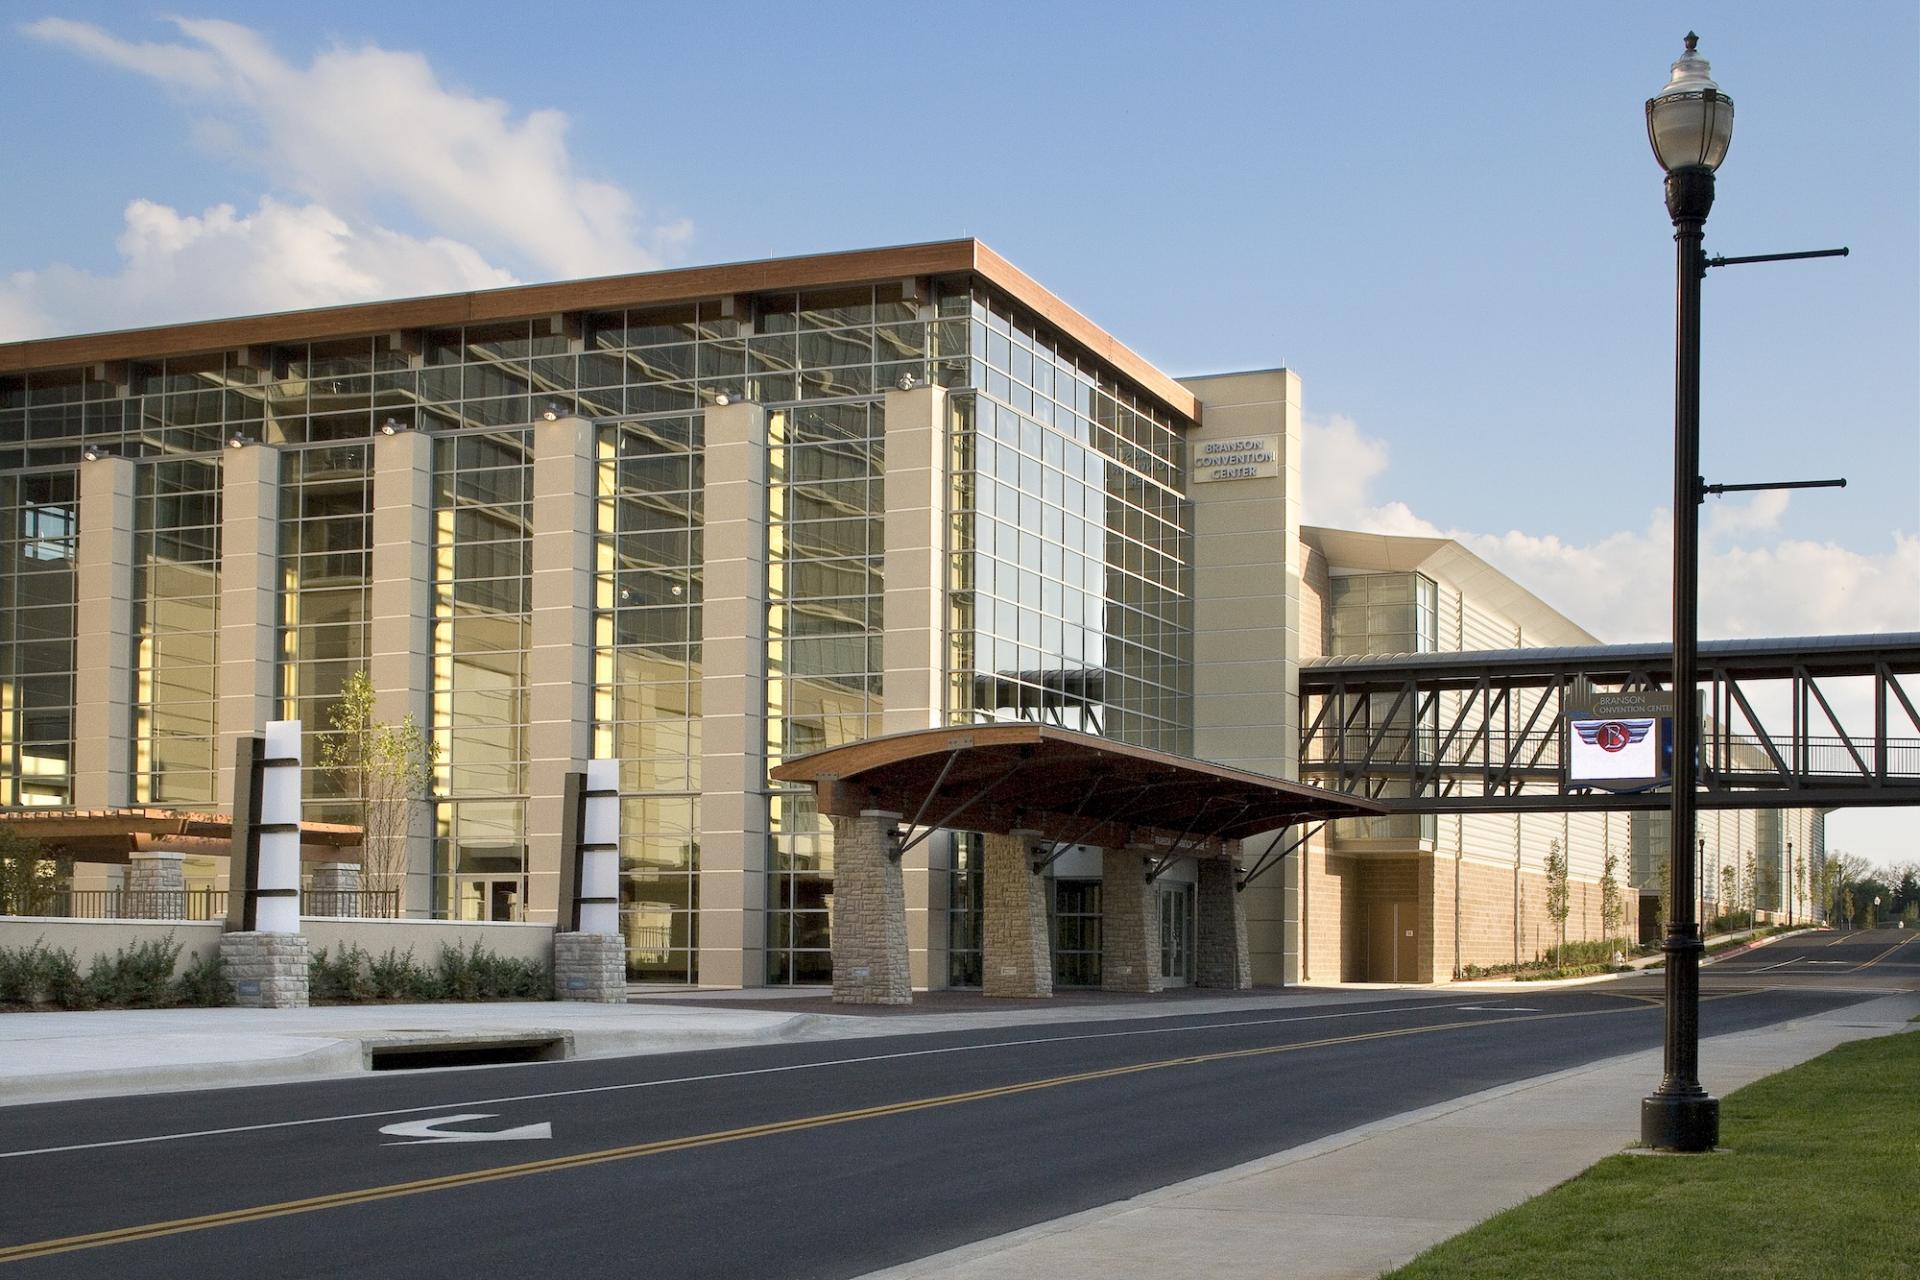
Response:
[540, 402, 561, 421]
[714, 391, 731, 406]
[670, 583, 683, 598]
[226, 433, 248, 449]
[896, 371, 918, 391]
[379, 417, 402, 435]
[81, 444, 106, 462]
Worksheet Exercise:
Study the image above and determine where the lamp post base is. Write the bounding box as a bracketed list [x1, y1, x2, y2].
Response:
[1641, 1091, 1720, 1152]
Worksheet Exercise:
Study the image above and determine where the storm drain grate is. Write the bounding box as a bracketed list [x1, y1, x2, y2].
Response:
[366, 1035, 570, 1071]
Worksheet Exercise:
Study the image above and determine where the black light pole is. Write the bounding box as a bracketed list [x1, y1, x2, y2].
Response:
[1643, 32, 1732, 1154]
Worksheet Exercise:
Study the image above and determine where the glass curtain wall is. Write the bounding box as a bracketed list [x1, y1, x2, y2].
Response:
[132, 458, 221, 806]
[938, 288, 1196, 985]
[594, 415, 704, 982]
[277, 444, 372, 825]
[945, 290, 1194, 756]
[0, 472, 77, 806]
[765, 399, 886, 983]
[431, 429, 533, 920]
[1329, 571, 1440, 843]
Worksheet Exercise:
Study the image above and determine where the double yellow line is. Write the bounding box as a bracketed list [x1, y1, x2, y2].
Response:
[0, 999, 1667, 1264]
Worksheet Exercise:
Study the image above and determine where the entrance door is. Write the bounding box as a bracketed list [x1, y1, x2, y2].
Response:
[1159, 884, 1194, 984]
[1367, 901, 1419, 981]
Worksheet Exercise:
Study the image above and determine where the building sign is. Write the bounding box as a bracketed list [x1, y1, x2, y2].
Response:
[1567, 691, 1673, 785]
[1194, 436, 1280, 483]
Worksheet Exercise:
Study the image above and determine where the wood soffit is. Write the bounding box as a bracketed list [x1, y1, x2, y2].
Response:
[769, 723, 1384, 856]
[0, 808, 363, 862]
[0, 239, 1200, 423]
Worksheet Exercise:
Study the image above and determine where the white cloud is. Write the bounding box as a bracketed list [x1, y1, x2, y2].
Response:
[1301, 412, 1920, 644]
[6, 16, 690, 339]
[0, 198, 516, 341]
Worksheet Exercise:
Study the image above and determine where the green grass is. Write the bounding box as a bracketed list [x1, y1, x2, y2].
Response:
[1384, 1031, 1920, 1280]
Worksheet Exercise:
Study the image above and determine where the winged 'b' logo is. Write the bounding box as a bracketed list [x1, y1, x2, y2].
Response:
[1575, 719, 1654, 753]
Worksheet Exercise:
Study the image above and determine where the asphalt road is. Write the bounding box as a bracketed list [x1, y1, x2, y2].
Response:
[0, 927, 1912, 1279]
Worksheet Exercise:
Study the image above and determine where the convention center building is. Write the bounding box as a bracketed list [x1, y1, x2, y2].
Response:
[0, 240, 1823, 987]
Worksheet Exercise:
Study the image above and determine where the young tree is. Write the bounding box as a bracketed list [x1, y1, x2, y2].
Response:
[1601, 846, 1626, 944]
[1742, 849, 1758, 920]
[1719, 863, 1738, 929]
[0, 826, 62, 916]
[317, 670, 437, 907]
[1543, 839, 1571, 957]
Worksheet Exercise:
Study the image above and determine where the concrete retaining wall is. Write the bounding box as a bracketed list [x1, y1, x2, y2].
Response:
[0, 918, 224, 976]
[302, 918, 555, 965]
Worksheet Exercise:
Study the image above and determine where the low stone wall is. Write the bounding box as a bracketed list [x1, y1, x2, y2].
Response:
[0, 918, 223, 976]
[302, 918, 555, 965]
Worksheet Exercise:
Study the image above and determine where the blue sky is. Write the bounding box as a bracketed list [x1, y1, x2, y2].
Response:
[2, 2, 1914, 861]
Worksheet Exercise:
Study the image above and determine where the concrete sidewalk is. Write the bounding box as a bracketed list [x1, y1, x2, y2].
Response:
[856, 990, 1920, 1280]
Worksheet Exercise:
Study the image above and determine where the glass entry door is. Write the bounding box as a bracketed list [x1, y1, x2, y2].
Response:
[1159, 883, 1194, 984]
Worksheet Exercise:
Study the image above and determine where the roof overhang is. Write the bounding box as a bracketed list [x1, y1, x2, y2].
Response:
[0, 808, 363, 864]
[769, 724, 1385, 860]
[0, 239, 1199, 424]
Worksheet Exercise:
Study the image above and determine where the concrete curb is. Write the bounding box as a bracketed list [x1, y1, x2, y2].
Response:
[1, 1038, 368, 1107]
[0, 1009, 832, 1107]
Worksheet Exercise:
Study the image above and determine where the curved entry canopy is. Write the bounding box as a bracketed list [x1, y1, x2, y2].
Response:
[771, 725, 1386, 1006]
[771, 723, 1385, 856]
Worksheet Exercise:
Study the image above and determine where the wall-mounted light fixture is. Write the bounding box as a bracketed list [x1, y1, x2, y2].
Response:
[540, 402, 561, 421]
[81, 444, 109, 462]
[226, 433, 249, 449]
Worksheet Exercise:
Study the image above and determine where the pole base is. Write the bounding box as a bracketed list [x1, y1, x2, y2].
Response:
[1641, 1092, 1719, 1152]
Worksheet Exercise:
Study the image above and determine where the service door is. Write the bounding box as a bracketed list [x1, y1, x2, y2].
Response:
[1368, 901, 1419, 981]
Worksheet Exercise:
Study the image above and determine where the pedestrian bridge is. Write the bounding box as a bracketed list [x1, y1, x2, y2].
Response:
[1299, 632, 1920, 813]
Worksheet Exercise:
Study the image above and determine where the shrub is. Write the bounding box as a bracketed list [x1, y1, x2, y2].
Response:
[172, 950, 231, 1007]
[85, 936, 181, 1008]
[366, 946, 433, 1000]
[0, 942, 39, 1005]
[309, 944, 375, 1002]
[40, 945, 87, 1009]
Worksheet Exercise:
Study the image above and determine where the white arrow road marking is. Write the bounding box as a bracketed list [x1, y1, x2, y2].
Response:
[379, 1114, 553, 1145]
[1453, 1005, 1541, 1012]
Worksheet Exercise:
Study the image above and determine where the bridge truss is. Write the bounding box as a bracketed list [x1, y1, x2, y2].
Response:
[1298, 632, 1920, 814]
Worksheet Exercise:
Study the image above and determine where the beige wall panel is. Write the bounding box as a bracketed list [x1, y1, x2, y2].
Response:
[215, 444, 281, 808]
[525, 417, 597, 927]
[370, 429, 435, 914]
[72, 456, 137, 808]
[698, 401, 770, 987]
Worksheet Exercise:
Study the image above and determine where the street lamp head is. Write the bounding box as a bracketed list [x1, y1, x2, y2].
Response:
[1647, 32, 1734, 174]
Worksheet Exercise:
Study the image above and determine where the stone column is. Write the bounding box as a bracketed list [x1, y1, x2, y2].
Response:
[1102, 847, 1165, 994]
[698, 399, 770, 987]
[72, 454, 137, 808]
[526, 416, 597, 926]
[307, 861, 363, 918]
[553, 932, 627, 1002]
[215, 442, 281, 808]
[1180, 368, 1304, 985]
[828, 810, 910, 1005]
[370, 429, 436, 916]
[125, 851, 186, 920]
[882, 383, 953, 991]
[982, 831, 1052, 997]
[1196, 854, 1253, 989]
[220, 932, 311, 1008]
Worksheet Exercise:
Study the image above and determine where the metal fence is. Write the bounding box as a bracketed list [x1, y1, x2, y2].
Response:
[2, 887, 400, 921]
